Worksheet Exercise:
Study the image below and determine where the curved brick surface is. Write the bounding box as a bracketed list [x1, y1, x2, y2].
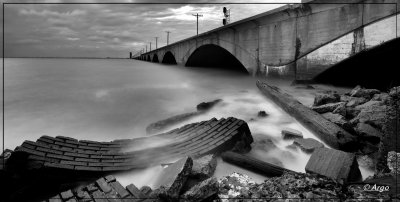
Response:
[8, 117, 251, 173]
[46, 175, 150, 201]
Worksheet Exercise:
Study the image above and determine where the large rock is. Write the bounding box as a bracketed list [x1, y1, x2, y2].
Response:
[293, 138, 324, 153]
[153, 157, 193, 201]
[281, 128, 303, 139]
[180, 177, 218, 202]
[349, 85, 380, 99]
[354, 123, 383, 144]
[387, 151, 400, 175]
[190, 155, 217, 180]
[196, 99, 222, 111]
[371, 93, 390, 102]
[332, 102, 347, 116]
[311, 102, 344, 114]
[353, 100, 388, 130]
[322, 112, 353, 132]
[346, 97, 368, 108]
[305, 148, 361, 183]
[313, 92, 340, 106]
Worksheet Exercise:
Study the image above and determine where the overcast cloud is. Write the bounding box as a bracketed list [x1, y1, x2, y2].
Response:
[2, 0, 300, 58]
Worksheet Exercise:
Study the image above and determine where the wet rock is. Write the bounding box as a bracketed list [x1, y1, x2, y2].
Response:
[252, 135, 277, 152]
[231, 128, 254, 154]
[257, 110, 268, 117]
[180, 177, 218, 202]
[322, 112, 353, 132]
[313, 92, 340, 106]
[345, 107, 360, 119]
[346, 97, 368, 107]
[353, 100, 388, 130]
[387, 151, 400, 175]
[349, 85, 380, 99]
[371, 93, 390, 102]
[217, 172, 256, 199]
[293, 138, 324, 153]
[357, 155, 375, 171]
[153, 157, 193, 201]
[340, 95, 352, 102]
[281, 128, 303, 140]
[190, 154, 217, 180]
[196, 99, 222, 111]
[389, 86, 400, 99]
[332, 102, 347, 116]
[354, 123, 383, 144]
[311, 102, 344, 114]
[306, 147, 361, 183]
[146, 112, 200, 135]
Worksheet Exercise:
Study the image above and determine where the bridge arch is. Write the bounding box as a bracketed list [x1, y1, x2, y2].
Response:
[162, 51, 177, 64]
[185, 44, 248, 73]
[146, 55, 151, 61]
[313, 37, 400, 91]
[152, 54, 159, 63]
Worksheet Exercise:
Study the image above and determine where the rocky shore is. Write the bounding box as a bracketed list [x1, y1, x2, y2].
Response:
[1, 84, 399, 201]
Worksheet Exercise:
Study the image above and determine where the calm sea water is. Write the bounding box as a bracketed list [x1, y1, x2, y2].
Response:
[2, 58, 372, 186]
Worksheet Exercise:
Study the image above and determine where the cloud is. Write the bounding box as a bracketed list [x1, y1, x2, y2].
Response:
[4, 1, 301, 58]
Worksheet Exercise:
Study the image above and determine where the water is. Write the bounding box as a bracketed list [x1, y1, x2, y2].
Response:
[3, 58, 373, 187]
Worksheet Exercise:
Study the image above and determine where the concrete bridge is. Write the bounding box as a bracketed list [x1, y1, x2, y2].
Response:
[135, 0, 399, 86]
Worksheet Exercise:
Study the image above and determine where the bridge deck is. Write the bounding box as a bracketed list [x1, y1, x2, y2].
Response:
[8, 117, 251, 173]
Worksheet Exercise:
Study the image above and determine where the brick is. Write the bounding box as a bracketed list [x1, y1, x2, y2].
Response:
[86, 183, 98, 193]
[80, 140, 101, 145]
[36, 147, 64, 155]
[49, 194, 62, 202]
[88, 162, 114, 167]
[90, 155, 114, 159]
[65, 198, 78, 202]
[75, 166, 102, 171]
[96, 178, 112, 193]
[44, 162, 74, 170]
[78, 145, 100, 150]
[50, 145, 74, 152]
[47, 153, 74, 161]
[109, 181, 130, 198]
[104, 191, 121, 202]
[60, 190, 74, 200]
[126, 184, 143, 198]
[37, 138, 53, 145]
[55, 141, 78, 148]
[22, 140, 38, 149]
[105, 175, 116, 183]
[102, 166, 133, 171]
[15, 146, 45, 156]
[28, 155, 59, 163]
[101, 159, 126, 163]
[60, 160, 87, 166]
[91, 190, 108, 202]
[56, 136, 78, 142]
[64, 152, 89, 158]
[75, 158, 100, 163]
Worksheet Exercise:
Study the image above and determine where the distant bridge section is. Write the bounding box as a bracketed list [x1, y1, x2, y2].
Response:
[136, 0, 399, 82]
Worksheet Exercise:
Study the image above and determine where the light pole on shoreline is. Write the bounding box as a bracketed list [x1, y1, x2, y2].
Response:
[165, 31, 171, 45]
[155, 37, 158, 49]
[192, 13, 203, 36]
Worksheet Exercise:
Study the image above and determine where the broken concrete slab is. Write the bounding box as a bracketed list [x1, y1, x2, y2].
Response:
[153, 156, 193, 201]
[190, 154, 217, 180]
[306, 148, 361, 183]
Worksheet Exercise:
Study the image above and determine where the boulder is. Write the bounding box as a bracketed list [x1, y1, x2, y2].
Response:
[311, 102, 345, 114]
[349, 85, 380, 99]
[252, 135, 277, 152]
[322, 112, 353, 132]
[293, 138, 324, 153]
[354, 123, 383, 144]
[305, 148, 361, 183]
[357, 155, 375, 171]
[332, 102, 347, 116]
[153, 157, 193, 201]
[346, 97, 368, 108]
[180, 177, 218, 202]
[389, 86, 400, 99]
[353, 100, 388, 130]
[190, 155, 217, 180]
[313, 92, 340, 106]
[257, 110, 268, 117]
[387, 151, 400, 175]
[281, 128, 303, 140]
[371, 93, 390, 102]
[196, 99, 222, 111]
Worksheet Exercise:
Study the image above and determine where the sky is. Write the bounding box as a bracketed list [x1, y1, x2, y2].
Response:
[2, 0, 301, 58]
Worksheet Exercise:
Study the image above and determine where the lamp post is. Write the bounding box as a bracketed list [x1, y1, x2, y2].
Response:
[165, 31, 170, 45]
[192, 13, 203, 36]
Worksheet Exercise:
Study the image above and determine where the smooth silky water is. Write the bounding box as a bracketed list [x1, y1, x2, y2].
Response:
[3, 58, 373, 188]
